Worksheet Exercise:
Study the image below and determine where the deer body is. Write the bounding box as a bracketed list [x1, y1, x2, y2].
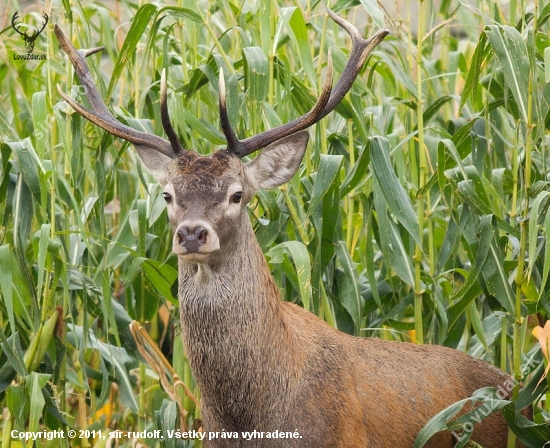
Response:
[167, 140, 513, 448]
[179, 242, 512, 447]
[54, 11, 520, 447]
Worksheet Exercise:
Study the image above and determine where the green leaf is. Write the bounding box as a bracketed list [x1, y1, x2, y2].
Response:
[468, 301, 488, 351]
[415, 387, 510, 448]
[414, 397, 470, 447]
[157, 5, 203, 23]
[259, 0, 273, 56]
[423, 95, 453, 124]
[307, 154, 343, 217]
[541, 206, 550, 299]
[267, 241, 312, 311]
[527, 191, 550, 281]
[460, 32, 490, 111]
[0, 329, 27, 378]
[515, 352, 547, 411]
[502, 403, 550, 447]
[447, 212, 493, 329]
[280, 7, 316, 87]
[456, 178, 517, 237]
[8, 139, 45, 202]
[25, 372, 50, 433]
[181, 106, 226, 144]
[485, 25, 530, 122]
[545, 47, 550, 83]
[373, 175, 415, 287]
[243, 46, 269, 133]
[35, 223, 51, 301]
[107, 3, 159, 97]
[127, 271, 159, 323]
[370, 136, 421, 247]
[6, 384, 25, 421]
[31, 91, 48, 158]
[69, 325, 139, 412]
[375, 52, 418, 100]
[336, 242, 362, 335]
[358, 0, 385, 29]
[157, 399, 179, 448]
[0, 245, 15, 334]
[340, 144, 370, 197]
[142, 259, 178, 305]
[480, 221, 516, 317]
[24, 309, 60, 373]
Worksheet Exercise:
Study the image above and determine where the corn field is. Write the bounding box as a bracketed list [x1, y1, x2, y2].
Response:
[1, 0, 550, 446]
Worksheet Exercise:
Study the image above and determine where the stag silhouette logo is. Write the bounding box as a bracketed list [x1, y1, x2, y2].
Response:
[11, 11, 49, 54]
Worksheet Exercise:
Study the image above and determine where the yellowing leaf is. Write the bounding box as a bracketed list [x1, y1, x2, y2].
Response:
[532, 320, 550, 360]
[532, 320, 550, 385]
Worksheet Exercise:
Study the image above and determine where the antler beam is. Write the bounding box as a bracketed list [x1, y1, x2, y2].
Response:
[54, 24, 179, 158]
[220, 9, 389, 158]
[220, 52, 333, 157]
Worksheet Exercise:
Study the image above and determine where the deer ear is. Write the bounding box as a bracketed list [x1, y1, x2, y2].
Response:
[135, 145, 172, 184]
[244, 131, 309, 191]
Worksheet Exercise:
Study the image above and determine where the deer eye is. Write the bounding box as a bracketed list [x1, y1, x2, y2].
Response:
[162, 192, 172, 203]
[231, 191, 243, 204]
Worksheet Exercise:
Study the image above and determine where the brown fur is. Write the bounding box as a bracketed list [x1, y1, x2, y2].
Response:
[159, 143, 524, 448]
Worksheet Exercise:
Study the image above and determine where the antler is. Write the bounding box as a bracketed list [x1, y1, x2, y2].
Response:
[219, 53, 334, 157]
[55, 10, 387, 161]
[220, 9, 389, 158]
[54, 24, 179, 158]
[160, 69, 185, 154]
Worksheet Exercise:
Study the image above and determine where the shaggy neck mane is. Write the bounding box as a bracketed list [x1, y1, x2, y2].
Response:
[177, 218, 298, 429]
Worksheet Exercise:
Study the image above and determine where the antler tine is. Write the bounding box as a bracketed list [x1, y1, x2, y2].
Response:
[319, 9, 389, 117]
[225, 51, 334, 157]
[54, 24, 176, 158]
[160, 69, 185, 155]
[224, 9, 389, 158]
[219, 70, 240, 152]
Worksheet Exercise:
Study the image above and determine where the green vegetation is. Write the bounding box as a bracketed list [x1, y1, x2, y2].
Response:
[1, 0, 549, 446]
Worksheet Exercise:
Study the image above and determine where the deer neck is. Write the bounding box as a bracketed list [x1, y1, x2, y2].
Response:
[177, 218, 281, 316]
[177, 218, 297, 425]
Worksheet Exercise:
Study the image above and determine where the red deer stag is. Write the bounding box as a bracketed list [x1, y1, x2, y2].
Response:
[55, 10, 522, 447]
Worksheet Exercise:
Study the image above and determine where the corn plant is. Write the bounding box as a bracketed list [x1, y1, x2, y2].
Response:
[0, 0, 549, 447]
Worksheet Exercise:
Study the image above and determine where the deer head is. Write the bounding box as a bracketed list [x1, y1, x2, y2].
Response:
[12, 11, 49, 54]
[54, 11, 388, 266]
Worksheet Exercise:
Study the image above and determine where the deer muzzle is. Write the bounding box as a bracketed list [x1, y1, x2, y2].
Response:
[173, 221, 220, 257]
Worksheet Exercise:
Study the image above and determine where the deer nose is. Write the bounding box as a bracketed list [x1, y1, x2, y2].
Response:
[177, 226, 208, 253]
